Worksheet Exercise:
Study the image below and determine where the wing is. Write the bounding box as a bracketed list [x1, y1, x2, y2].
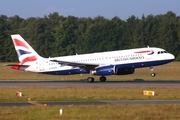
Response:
[50, 59, 99, 70]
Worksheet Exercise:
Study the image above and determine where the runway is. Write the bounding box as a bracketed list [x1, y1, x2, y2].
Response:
[0, 80, 180, 87]
[1, 100, 180, 106]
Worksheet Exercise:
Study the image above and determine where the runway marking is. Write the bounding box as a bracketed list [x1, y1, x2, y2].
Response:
[28, 101, 47, 106]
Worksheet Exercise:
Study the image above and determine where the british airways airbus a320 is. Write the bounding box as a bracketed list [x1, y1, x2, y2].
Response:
[8, 34, 175, 83]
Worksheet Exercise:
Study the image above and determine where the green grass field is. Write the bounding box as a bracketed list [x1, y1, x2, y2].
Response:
[1, 87, 180, 102]
[1, 105, 180, 120]
[0, 62, 180, 120]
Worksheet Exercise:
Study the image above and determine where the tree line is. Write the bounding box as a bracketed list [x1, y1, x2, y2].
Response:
[0, 11, 180, 62]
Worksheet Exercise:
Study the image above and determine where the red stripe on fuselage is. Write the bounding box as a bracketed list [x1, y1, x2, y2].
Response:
[14, 39, 29, 49]
[21, 56, 37, 64]
[135, 50, 153, 53]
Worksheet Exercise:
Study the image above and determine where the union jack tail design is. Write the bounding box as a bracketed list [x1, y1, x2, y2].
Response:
[11, 34, 41, 65]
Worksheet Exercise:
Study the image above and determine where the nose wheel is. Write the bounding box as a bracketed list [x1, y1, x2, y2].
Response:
[150, 66, 156, 77]
[151, 73, 156, 77]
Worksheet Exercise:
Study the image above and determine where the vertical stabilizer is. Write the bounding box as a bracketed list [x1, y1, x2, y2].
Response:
[11, 34, 42, 65]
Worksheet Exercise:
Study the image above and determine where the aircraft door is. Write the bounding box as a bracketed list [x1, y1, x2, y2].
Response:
[146, 51, 153, 60]
[103, 56, 109, 63]
[39, 60, 44, 71]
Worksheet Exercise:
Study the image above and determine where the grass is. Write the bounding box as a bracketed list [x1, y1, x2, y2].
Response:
[0, 62, 180, 80]
[0, 87, 180, 102]
[1, 105, 180, 120]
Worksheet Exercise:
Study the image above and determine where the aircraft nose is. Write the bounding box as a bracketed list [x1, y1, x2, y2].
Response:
[169, 54, 175, 60]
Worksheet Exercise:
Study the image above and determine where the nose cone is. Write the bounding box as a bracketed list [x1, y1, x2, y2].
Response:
[169, 53, 175, 61]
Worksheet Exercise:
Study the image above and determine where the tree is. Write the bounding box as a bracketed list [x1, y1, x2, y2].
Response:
[54, 16, 78, 56]
[0, 11, 180, 61]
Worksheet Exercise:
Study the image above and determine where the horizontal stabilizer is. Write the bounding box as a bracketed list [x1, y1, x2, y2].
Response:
[6, 63, 29, 70]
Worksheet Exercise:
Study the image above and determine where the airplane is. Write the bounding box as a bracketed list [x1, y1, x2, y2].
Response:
[7, 34, 175, 83]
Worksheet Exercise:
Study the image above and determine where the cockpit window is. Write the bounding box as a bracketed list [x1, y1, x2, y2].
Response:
[157, 51, 168, 54]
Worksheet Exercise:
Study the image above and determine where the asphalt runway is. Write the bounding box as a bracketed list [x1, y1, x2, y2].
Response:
[0, 80, 180, 87]
[1, 100, 180, 106]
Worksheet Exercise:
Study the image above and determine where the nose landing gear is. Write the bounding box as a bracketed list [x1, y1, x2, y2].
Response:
[150, 66, 156, 77]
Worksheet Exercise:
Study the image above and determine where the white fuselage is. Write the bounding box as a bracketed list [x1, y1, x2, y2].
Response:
[24, 47, 175, 75]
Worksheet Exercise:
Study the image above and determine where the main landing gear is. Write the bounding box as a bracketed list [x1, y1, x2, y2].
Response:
[150, 66, 156, 77]
[87, 70, 94, 83]
[99, 76, 106, 82]
[86, 70, 107, 83]
[87, 77, 94, 83]
[87, 76, 107, 83]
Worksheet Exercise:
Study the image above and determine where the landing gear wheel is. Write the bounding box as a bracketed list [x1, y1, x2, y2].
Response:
[87, 77, 94, 83]
[149, 66, 156, 77]
[151, 73, 156, 77]
[99, 76, 106, 82]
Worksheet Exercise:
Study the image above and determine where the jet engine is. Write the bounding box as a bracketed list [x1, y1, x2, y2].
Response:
[114, 66, 135, 75]
[93, 65, 135, 76]
[93, 65, 115, 76]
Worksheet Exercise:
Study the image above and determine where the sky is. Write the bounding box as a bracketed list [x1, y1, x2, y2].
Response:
[0, 0, 180, 20]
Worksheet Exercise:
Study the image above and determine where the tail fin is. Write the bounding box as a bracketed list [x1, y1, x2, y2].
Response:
[11, 34, 42, 65]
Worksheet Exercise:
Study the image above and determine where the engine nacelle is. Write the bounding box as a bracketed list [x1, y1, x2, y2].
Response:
[115, 66, 135, 75]
[93, 65, 115, 76]
[93, 65, 135, 76]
